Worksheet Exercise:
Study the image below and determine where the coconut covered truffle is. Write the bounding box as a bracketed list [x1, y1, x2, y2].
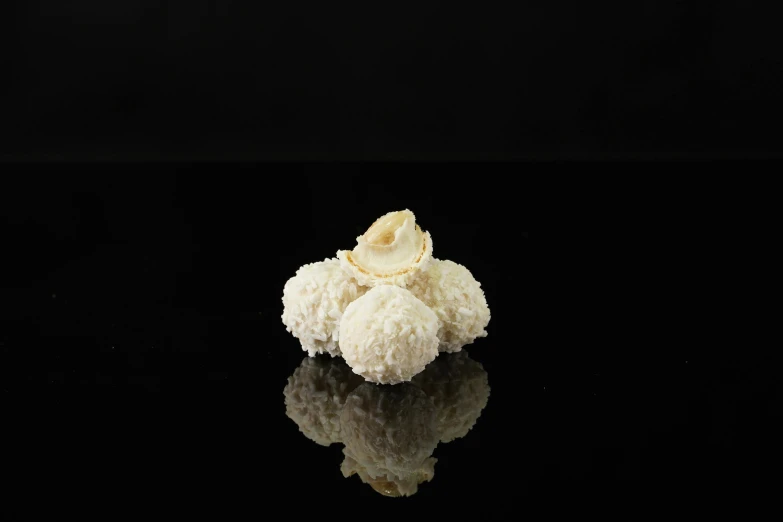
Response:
[412, 351, 490, 442]
[337, 209, 433, 289]
[339, 285, 439, 384]
[282, 258, 368, 357]
[283, 356, 364, 446]
[340, 383, 439, 497]
[407, 259, 491, 353]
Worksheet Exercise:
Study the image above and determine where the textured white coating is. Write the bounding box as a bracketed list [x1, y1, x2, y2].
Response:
[339, 285, 439, 384]
[281, 258, 367, 357]
[407, 259, 491, 353]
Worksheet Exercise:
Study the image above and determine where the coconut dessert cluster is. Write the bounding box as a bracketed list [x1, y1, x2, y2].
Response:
[282, 209, 490, 384]
[283, 352, 490, 497]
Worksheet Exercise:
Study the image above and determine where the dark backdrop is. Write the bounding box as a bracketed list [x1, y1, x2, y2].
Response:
[1, 0, 780, 509]
[3, 1, 782, 159]
[1, 173, 777, 514]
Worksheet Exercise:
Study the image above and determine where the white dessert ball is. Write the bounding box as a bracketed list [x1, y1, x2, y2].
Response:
[283, 356, 364, 446]
[339, 285, 439, 384]
[407, 259, 491, 353]
[282, 258, 367, 357]
[412, 351, 490, 442]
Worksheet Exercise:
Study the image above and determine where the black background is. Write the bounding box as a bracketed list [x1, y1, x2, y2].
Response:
[2, 0, 781, 513]
[2, 1, 782, 160]
[1, 174, 778, 514]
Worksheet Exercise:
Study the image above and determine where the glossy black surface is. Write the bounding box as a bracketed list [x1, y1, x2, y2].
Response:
[1, 173, 774, 511]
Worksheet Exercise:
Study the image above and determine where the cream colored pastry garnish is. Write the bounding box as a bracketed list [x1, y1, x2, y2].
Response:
[337, 209, 433, 288]
[339, 285, 439, 384]
[407, 259, 491, 352]
[281, 258, 368, 357]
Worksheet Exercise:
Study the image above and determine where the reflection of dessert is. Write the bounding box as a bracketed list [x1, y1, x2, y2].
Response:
[341, 452, 437, 498]
[340, 383, 439, 497]
[413, 351, 491, 442]
[283, 351, 490, 496]
[283, 356, 363, 446]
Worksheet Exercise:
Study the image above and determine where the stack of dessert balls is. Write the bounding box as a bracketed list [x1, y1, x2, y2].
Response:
[281, 210, 490, 384]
